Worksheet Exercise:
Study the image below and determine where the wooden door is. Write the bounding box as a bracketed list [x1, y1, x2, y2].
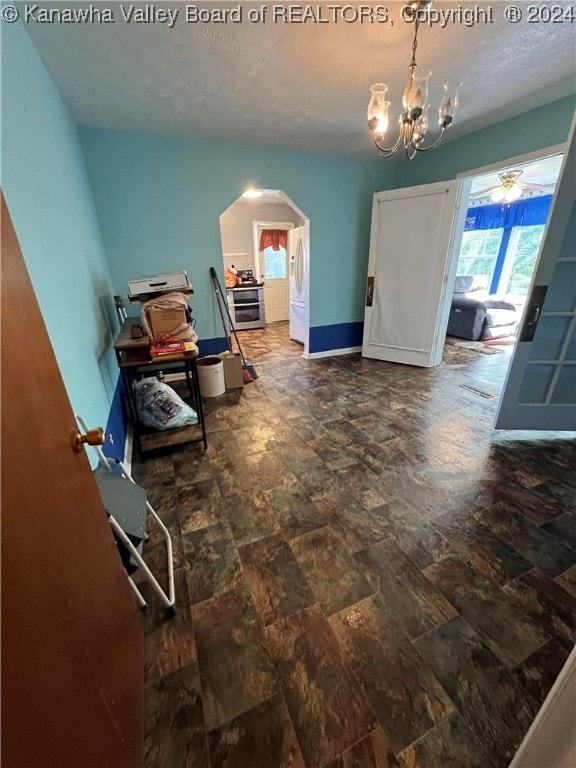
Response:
[362, 181, 466, 367]
[1, 194, 143, 767]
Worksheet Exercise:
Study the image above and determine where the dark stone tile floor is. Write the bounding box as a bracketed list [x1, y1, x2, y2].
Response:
[134, 322, 576, 768]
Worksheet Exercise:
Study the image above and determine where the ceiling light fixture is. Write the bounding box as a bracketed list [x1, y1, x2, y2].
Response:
[242, 189, 263, 199]
[491, 170, 525, 203]
[367, 1, 461, 159]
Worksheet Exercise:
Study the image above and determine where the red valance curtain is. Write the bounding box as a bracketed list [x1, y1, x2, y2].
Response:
[259, 229, 288, 252]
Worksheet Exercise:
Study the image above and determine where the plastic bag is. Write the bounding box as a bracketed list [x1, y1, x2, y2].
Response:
[134, 378, 198, 431]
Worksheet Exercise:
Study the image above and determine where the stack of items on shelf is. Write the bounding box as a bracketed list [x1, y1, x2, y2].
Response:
[123, 272, 199, 361]
[149, 340, 197, 361]
[126, 271, 197, 346]
[119, 271, 205, 442]
[139, 290, 197, 346]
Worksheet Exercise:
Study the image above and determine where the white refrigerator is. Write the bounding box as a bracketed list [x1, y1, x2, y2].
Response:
[288, 226, 306, 344]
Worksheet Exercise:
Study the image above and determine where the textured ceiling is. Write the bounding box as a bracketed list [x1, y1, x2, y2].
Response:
[21, 1, 576, 156]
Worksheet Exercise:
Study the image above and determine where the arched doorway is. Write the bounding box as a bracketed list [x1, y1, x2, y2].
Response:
[219, 189, 310, 356]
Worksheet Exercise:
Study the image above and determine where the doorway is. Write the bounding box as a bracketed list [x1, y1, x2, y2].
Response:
[252, 220, 291, 323]
[218, 189, 310, 355]
[444, 150, 564, 376]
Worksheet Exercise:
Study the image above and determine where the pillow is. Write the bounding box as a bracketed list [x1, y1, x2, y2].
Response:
[451, 296, 487, 311]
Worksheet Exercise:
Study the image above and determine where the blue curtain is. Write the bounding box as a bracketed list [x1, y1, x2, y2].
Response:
[465, 195, 553, 232]
[464, 195, 553, 294]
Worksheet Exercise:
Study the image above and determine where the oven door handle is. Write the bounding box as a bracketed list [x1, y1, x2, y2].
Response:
[232, 302, 262, 308]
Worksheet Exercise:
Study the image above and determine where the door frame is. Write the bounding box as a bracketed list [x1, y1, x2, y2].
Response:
[451, 142, 565, 310]
[247, 189, 311, 355]
[449, 142, 567, 421]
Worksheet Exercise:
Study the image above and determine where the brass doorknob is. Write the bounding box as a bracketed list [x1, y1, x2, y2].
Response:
[72, 426, 105, 452]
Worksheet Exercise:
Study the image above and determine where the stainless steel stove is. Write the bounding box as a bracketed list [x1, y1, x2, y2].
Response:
[226, 284, 266, 330]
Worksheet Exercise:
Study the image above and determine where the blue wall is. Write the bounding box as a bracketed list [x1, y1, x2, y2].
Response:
[2, 19, 574, 453]
[79, 98, 575, 356]
[393, 97, 576, 188]
[1, 22, 124, 457]
[79, 128, 392, 348]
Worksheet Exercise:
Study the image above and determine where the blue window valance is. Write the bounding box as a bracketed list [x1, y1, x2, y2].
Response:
[465, 195, 553, 231]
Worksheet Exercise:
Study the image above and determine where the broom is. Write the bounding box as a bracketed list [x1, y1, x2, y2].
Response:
[210, 267, 258, 382]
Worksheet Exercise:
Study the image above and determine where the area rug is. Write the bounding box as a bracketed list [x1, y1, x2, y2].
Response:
[445, 337, 503, 355]
[483, 336, 516, 348]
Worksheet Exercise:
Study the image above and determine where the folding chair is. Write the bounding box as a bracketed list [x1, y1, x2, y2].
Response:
[76, 415, 175, 612]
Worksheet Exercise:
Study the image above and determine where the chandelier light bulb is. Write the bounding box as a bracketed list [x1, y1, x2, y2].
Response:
[413, 106, 429, 145]
[367, 84, 390, 138]
[505, 185, 523, 202]
[439, 82, 462, 127]
[409, 68, 431, 113]
[402, 73, 416, 111]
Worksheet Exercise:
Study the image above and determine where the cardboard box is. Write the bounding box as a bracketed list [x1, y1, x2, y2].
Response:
[148, 308, 186, 339]
[223, 354, 244, 389]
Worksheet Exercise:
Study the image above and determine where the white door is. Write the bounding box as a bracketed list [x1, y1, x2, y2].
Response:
[362, 181, 466, 367]
[495, 116, 576, 430]
[261, 240, 290, 323]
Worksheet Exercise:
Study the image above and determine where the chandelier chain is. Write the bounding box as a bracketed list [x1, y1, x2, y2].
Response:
[410, 21, 420, 69]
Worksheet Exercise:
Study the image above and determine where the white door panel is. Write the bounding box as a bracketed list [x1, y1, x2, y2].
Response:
[265, 281, 290, 322]
[264, 280, 289, 323]
[496, 116, 576, 430]
[363, 181, 463, 367]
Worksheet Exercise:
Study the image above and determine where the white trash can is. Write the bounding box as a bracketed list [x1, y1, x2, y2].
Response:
[196, 356, 225, 397]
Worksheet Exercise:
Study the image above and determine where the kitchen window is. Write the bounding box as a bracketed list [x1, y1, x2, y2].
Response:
[263, 245, 287, 279]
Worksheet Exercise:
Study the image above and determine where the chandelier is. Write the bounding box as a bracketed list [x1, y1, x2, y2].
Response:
[491, 170, 524, 203]
[367, 2, 461, 159]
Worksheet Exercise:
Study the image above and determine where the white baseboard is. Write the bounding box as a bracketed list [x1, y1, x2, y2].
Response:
[304, 346, 362, 360]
